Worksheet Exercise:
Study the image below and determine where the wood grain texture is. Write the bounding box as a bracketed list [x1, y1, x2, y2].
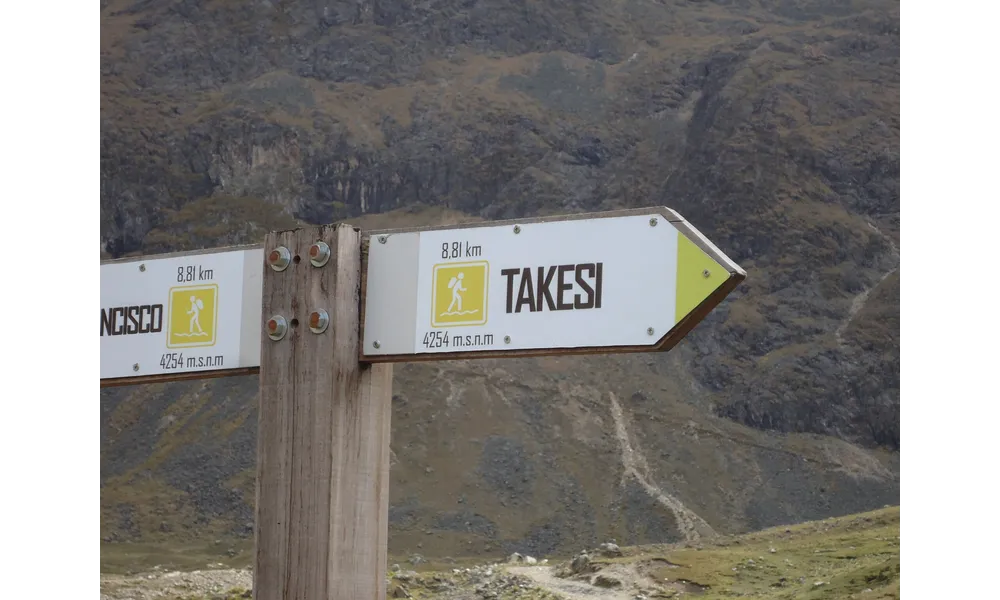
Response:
[99, 367, 259, 388]
[255, 224, 392, 600]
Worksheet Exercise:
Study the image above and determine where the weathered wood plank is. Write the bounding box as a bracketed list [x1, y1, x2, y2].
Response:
[255, 228, 297, 600]
[99, 367, 259, 388]
[255, 224, 392, 600]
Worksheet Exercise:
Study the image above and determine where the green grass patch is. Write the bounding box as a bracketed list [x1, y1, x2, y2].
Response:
[101, 538, 253, 575]
[583, 506, 898, 600]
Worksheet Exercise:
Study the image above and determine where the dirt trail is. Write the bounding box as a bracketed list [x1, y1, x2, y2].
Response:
[507, 564, 641, 600]
[608, 392, 715, 541]
[835, 221, 899, 345]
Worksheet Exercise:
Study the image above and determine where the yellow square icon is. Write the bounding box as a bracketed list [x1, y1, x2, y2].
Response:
[167, 284, 219, 348]
[431, 261, 489, 327]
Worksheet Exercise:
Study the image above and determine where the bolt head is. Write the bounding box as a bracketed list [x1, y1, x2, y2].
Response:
[649, 217, 658, 227]
[373, 340, 381, 349]
[308, 309, 330, 334]
[308, 241, 331, 267]
[266, 315, 288, 340]
[132, 363, 139, 372]
[647, 327, 655, 336]
[268, 246, 292, 271]
[139, 264, 146, 272]
[378, 235, 388, 244]
[504, 335, 512, 344]
[513, 225, 521, 234]
[702, 269, 711, 278]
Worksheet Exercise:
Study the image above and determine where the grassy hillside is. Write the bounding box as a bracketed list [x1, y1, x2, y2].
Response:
[100, 505, 900, 599]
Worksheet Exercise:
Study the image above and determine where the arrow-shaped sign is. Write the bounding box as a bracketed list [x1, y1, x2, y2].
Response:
[361, 207, 745, 361]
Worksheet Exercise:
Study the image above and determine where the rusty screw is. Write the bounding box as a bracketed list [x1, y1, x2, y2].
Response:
[268, 246, 291, 272]
[308, 309, 330, 334]
[309, 241, 330, 267]
[266, 315, 288, 341]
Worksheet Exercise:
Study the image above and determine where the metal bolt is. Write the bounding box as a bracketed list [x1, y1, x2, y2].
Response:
[266, 315, 288, 341]
[504, 335, 511, 344]
[647, 327, 655, 336]
[649, 217, 658, 227]
[373, 340, 381, 349]
[308, 309, 329, 334]
[378, 235, 388, 244]
[132, 363, 139, 372]
[702, 269, 711, 278]
[139, 264, 146, 272]
[308, 241, 331, 267]
[513, 225, 521, 234]
[268, 246, 292, 272]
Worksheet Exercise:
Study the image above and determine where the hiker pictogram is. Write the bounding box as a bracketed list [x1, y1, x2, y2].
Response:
[444, 272, 475, 316]
[185, 295, 207, 336]
[431, 261, 489, 327]
[167, 284, 219, 348]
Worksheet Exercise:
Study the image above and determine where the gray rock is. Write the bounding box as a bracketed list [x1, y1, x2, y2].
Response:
[570, 553, 591, 574]
[599, 542, 623, 557]
[594, 574, 622, 588]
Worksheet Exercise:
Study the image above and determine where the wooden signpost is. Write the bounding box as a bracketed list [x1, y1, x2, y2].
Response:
[100, 207, 746, 600]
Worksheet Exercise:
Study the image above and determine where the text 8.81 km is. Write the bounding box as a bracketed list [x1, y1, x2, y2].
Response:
[441, 241, 482, 260]
[177, 265, 214, 283]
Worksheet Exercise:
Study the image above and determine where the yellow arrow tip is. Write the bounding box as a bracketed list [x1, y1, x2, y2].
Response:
[675, 233, 728, 325]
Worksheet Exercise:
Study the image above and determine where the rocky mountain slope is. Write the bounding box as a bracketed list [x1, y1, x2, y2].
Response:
[100, 0, 899, 564]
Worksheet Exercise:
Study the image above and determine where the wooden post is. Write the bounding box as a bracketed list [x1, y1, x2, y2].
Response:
[254, 223, 393, 600]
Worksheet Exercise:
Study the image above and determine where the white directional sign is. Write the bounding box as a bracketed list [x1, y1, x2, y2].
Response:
[100, 247, 264, 384]
[361, 207, 745, 361]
